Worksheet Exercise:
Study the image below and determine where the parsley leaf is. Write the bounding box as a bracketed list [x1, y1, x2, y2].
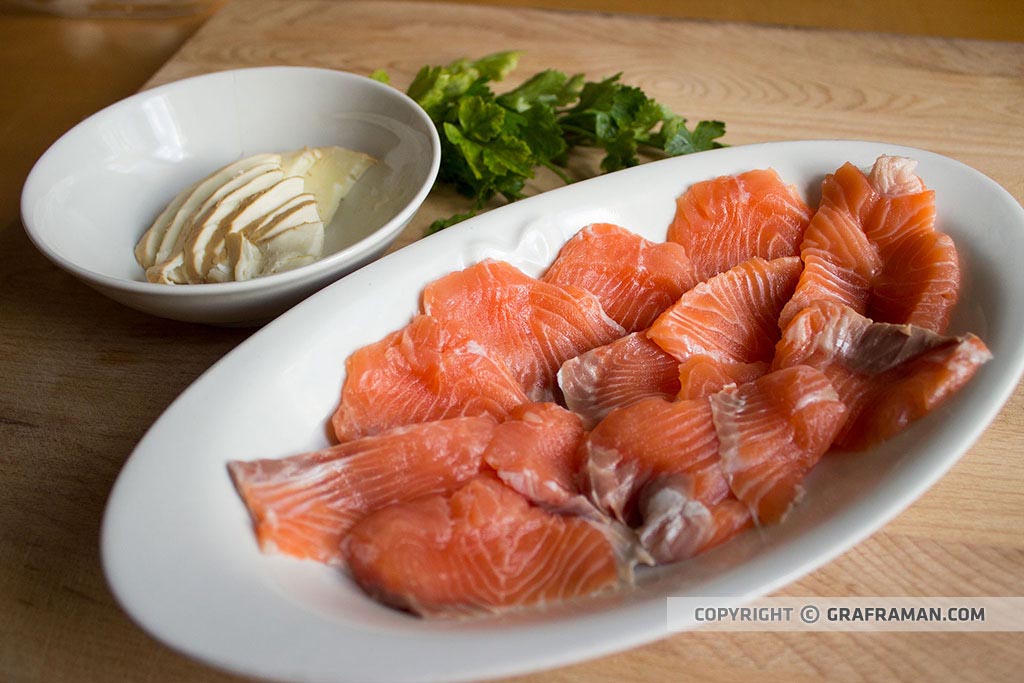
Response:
[376, 52, 728, 231]
[426, 210, 478, 235]
[664, 119, 727, 156]
[496, 70, 583, 112]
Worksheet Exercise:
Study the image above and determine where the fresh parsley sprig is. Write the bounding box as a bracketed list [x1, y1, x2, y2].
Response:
[372, 52, 726, 233]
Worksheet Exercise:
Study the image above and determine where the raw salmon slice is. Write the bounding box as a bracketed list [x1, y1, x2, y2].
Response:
[637, 465, 752, 563]
[710, 365, 847, 524]
[227, 417, 496, 564]
[676, 355, 769, 400]
[776, 186, 882, 330]
[647, 256, 802, 365]
[864, 154, 933, 250]
[667, 168, 813, 282]
[422, 259, 625, 401]
[331, 315, 528, 442]
[343, 476, 625, 617]
[779, 156, 959, 333]
[869, 227, 959, 333]
[482, 402, 594, 516]
[774, 301, 991, 449]
[583, 396, 721, 526]
[581, 396, 748, 562]
[542, 223, 698, 332]
[557, 331, 681, 429]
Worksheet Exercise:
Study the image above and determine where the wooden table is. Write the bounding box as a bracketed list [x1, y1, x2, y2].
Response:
[3, 2, 1023, 682]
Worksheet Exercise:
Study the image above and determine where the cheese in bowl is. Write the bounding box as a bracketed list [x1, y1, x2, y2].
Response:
[135, 146, 375, 284]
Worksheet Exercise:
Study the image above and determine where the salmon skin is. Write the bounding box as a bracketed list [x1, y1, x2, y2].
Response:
[774, 301, 990, 449]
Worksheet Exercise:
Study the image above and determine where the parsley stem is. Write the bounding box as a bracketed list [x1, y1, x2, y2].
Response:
[542, 161, 574, 185]
[558, 123, 598, 141]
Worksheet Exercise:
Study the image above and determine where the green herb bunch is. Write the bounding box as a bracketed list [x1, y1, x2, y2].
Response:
[372, 52, 725, 233]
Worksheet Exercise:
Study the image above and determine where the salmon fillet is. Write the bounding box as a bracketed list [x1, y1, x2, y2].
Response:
[343, 476, 627, 617]
[228, 417, 496, 564]
[482, 402, 596, 517]
[423, 259, 625, 401]
[331, 315, 528, 442]
[557, 331, 681, 429]
[667, 168, 812, 281]
[774, 300, 991, 449]
[710, 365, 847, 523]
[676, 356, 769, 400]
[647, 255, 802, 365]
[542, 222, 698, 333]
[780, 156, 959, 333]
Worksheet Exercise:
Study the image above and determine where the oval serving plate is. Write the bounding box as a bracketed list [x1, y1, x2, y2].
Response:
[102, 140, 1024, 683]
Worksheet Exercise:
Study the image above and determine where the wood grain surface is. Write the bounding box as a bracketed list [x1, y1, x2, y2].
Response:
[3, 1, 1023, 682]
[420, 0, 1024, 42]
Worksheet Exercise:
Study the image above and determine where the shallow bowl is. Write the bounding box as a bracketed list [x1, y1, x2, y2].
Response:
[21, 66, 440, 325]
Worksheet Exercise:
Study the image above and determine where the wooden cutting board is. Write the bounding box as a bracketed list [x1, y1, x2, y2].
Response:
[27, 1, 1024, 682]
[147, 0, 1024, 253]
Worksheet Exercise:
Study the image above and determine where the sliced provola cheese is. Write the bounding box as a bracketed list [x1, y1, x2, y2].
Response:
[282, 147, 375, 225]
[135, 180, 196, 268]
[138, 147, 375, 284]
[204, 176, 307, 277]
[149, 161, 282, 283]
[224, 221, 324, 281]
[259, 221, 325, 275]
[152, 154, 280, 265]
[251, 198, 321, 242]
[146, 252, 186, 284]
[207, 194, 314, 283]
[223, 232, 264, 283]
[183, 167, 285, 281]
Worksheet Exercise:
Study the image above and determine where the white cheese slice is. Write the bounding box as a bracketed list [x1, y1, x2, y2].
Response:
[135, 179, 196, 268]
[279, 147, 320, 178]
[205, 175, 307, 277]
[137, 147, 374, 284]
[208, 195, 316, 283]
[149, 161, 282, 283]
[251, 198, 321, 242]
[183, 167, 285, 281]
[223, 232, 264, 283]
[146, 252, 186, 284]
[152, 154, 281, 266]
[283, 146, 375, 226]
[259, 221, 325, 275]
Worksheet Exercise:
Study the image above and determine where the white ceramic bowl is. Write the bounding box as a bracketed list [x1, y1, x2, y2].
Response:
[103, 141, 1024, 683]
[21, 66, 440, 325]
